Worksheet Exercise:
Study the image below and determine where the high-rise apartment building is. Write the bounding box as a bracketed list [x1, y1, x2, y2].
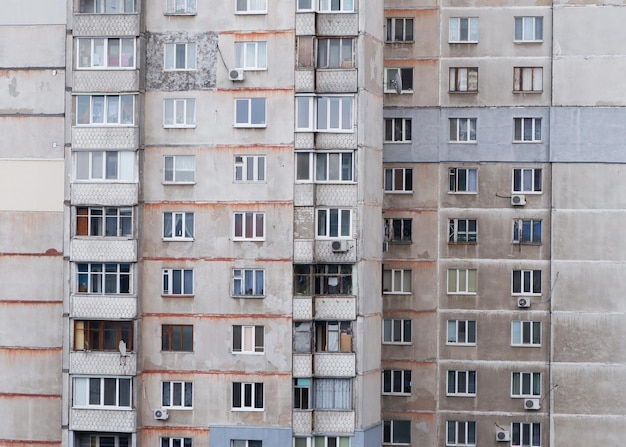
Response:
[3, 1, 626, 447]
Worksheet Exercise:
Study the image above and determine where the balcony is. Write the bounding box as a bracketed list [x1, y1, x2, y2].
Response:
[70, 408, 136, 432]
[314, 296, 356, 320]
[71, 239, 137, 262]
[71, 183, 138, 206]
[71, 294, 137, 319]
[74, 70, 140, 93]
[70, 351, 137, 376]
[314, 410, 355, 433]
[314, 352, 355, 377]
[316, 69, 357, 93]
[73, 14, 140, 37]
[72, 126, 139, 150]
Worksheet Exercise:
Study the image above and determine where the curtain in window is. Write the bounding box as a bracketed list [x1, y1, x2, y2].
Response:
[314, 378, 352, 410]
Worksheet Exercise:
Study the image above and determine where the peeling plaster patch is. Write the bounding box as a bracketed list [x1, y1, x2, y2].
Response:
[415, 421, 431, 433]
[8, 77, 20, 97]
[146, 31, 218, 91]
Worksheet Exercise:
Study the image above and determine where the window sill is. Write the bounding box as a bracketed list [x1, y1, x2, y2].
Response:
[233, 125, 267, 129]
[512, 242, 543, 246]
[162, 406, 193, 410]
[446, 343, 477, 347]
[383, 140, 412, 144]
[446, 394, 476, 398]
[384, 90, 413, 95]
[513, 90, 543, 94]
[511, 344, 541, 348]
[232, 351, 265, 355]
[447, 191, 478, 195]
[382, 393, 411, 397]
[231, 408, 265, 412]
[164, 12, 197, 16]
[382, 291, 412, 295]
[385, 40, 415, 44]
[447, 293, 478, 296]
[234, 11, 268, 15]
[386, 241, 412, 245]
[449, 90, 478, 94]
[163, 125, 197, 129]
[76, 67, 137, 71]
[513, 140, 542, 144]
[317, 10, 355, 14]
[162, 238, 195, 242]
[382, 342, 412, 346]
[72, 406, 132, 410]
[162, 181, 196, 185]
[161, 294, 194, 298]
[384, 190, 414, 194]
[513, 40, 543, 44]
[164, 68, 198, 72]
[231, 295, 265, 299]
[448, 241, 478, 245]
[449, 41, 478, 44]
[512, 191, 542, 195]
[448, 141, 477, 144]
[232, 238, 266, 242]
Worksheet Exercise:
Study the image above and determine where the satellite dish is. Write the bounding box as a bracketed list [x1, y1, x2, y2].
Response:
[394, 71, 403, 94]
[119, 340, 127, 356]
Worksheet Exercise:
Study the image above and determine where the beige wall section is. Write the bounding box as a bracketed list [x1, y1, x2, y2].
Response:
[0, 396, 62, 441]
[0, 160, 64, 212]
[0, 70, 66, 114]
[0, 0, 66, 25]
[0, 257, 63, 296]
[0, 26, 66, 67]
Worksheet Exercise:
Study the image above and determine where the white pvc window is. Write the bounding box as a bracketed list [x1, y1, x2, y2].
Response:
[164, 43, 197, 70]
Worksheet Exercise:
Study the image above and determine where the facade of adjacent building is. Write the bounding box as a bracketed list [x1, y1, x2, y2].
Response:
[2, 0, 626, 447]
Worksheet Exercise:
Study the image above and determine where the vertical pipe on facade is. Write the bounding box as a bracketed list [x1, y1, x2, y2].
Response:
[548, 2, 555, 446]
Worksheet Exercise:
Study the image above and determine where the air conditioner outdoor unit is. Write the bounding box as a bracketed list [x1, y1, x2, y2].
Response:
[524, 398, 541, 410]
[496, 429, 510, 442]
[511, 194, 526, 206]
[154, 408, 169, 420]
[517, 297, 531, 308]
[229, 69, 245, 81]
[331, 240, 348, 253]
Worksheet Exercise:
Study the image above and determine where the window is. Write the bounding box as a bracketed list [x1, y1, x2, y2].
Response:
[162, 381, 193, 408]
[514, 118, 541, 142]
[513, 168, 542, 193]
[79, 0, 136, 13]
[383, 319, 412, 344]
[166, 0, 196, 13]
[318, 0, 353, 12]
[76, 95, 134, 125]
[232, 269, 265, 297]
[295, 95, 354, 132]
[512, 270, 541, 295]
[233, 212, 265, 240]
[513, 219, 542, 244]
[449, 118, 477, 142]
[314, 378, 352, 410]
[449, 219, 477, 243]
[235, 42, 267, 70]
[449, 17, 479, 43]
[77, 38, 135, 69]
[383, 269, 412, 294]
[161, 325, 193, 351]
[511, 372, 541, 397]
[74, 320, 133, 351]
[164, 42, 196, 70]
[296, 0, 313, 11]
[385, 168, 413, 193]
[162, 438, 192, 447]
[382, 370, 411, 395]
[317, 38, 354, 68]
[446, 421, 476, 446]
[293, 264, 353, 296]
[232, 382, 264, 410]
[383, 420, 410, 445]
[163, 99, 196, 128]
[384, 218, 412, 243]
[512, 422, 541, 447]
[315, 321, 352, 352]
[449, 168, 477, 193]
[316, 208, 352, 238]
[235, 98, 266, 127]
[164, 155, 195, 183]
[296, 36, 314, 68]
[163, 212, 194, 240]
[74, 377, 131, 408]
[76, 263, 131, 294]
[235, 155, 266, 182]
[384, 118, 412, 143]
[447, 269, 477, 294]
[76, 434, 131, 447]
[311, 437, 350, 447]
[511, 320, 542, 346]
[387, 18, 414, 42]
[75, 151, 134, 181]
[385, 68, 413, 93]
[515, 17, 543, 42]
[236, 0, 267, 13]
[76, 207, 132, 237]
[447, 320, 476, 345]
[293, 378, 311, 409]
[447, 370, 476, 396]
[293, 322, 312, 353]
[449, 68, 478, 92]
[232, 325, 264, 353]
[231, 441, 262, 447]
[513, 67, 542, 92]
[295, 151, 353, 183]
[162, 269, 193, 296]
